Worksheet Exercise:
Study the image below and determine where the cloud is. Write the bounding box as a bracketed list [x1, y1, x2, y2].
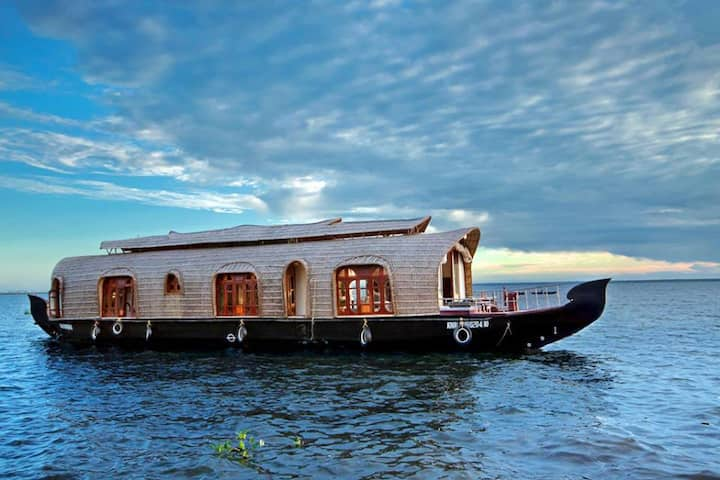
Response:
[0, 175, 268, 214]
[474, 247, 720, 281]
[0, 102, 83, 127]
[282, 176, 328, 195]
[0, 128, 213, 181]
[0, 64, 35, 90]
[3, 0, 719, 266]
[442, 209, 490, 227]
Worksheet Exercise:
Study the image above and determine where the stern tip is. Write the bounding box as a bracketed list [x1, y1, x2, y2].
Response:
[566, 278, 611, 302]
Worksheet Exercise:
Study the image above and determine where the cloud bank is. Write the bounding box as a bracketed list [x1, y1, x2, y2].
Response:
[1, 0, 719, 281]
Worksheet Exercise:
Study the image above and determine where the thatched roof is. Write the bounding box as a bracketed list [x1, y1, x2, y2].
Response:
[55, 225, 481, 319]
[100, 216, 432, 252]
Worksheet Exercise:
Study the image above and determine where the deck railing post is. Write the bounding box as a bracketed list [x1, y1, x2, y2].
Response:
[461, 283, 566, 313]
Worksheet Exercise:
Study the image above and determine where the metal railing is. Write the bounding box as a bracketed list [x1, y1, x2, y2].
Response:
[441, 285, 562, 313]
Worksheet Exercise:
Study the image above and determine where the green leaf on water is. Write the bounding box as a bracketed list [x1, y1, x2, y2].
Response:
[213, 430, 265, 466]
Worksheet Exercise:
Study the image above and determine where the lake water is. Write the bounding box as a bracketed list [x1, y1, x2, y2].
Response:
[0, 280, 718, 479]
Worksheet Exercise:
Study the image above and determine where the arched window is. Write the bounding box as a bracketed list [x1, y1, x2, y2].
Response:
[48, 277, 62, 318]
[216, 273, 259, 316]
[336, 265, 393, 316]
[165, 272, 182, 294]
[101, 276, 135, 317]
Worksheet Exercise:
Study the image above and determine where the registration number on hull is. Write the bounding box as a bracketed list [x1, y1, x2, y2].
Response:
[446, 320, 489, 329]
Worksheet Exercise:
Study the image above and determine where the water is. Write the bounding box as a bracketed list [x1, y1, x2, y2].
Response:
[0, 280, 718, 479]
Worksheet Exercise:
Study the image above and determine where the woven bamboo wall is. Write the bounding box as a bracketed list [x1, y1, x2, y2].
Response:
[53, 227, 480, 319]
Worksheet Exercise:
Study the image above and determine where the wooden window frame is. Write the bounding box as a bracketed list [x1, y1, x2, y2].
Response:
[285, 264, 297, 316]
[335, 264, 393, 316]
[48, 277, 62, 318]
[165, 272, 182, 295]
[215, 272, 259, 317]
[100, 276, 136, 318]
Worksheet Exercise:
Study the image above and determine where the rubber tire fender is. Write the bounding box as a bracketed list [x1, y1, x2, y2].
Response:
[453, 326, 472, 345]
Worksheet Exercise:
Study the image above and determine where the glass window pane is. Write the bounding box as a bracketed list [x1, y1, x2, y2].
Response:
[385, 280, 393, 312]
[372, 280, 381, 312]
[338, 280, 346, 311]
[359, 279, 369, 303]
[349, 280, 358, 312]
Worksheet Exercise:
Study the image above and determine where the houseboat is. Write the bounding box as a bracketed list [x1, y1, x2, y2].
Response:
[28, 216, 609, 351]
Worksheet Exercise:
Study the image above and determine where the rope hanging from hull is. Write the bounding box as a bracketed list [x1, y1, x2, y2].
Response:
[496, 320, 512, 347]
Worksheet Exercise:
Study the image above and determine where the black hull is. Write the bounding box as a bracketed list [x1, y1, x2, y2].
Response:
[28, 279, 609, 353]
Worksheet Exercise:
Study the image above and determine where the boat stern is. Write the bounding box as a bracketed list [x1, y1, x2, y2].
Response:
[491, 278, 611, 352]
[534, 278, 610, 347]
[28, 295, 58, 338]
[565, 278, 611, 327]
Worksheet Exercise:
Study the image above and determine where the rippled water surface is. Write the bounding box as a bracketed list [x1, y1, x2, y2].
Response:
[1, 280, 719, 479]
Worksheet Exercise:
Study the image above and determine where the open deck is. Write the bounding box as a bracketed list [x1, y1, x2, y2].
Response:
[440, 285, 563, 315]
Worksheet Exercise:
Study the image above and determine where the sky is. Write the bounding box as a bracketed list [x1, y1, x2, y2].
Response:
[1, 0, 719, 291]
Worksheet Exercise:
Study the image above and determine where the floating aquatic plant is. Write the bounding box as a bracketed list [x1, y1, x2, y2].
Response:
[212, 431, 264, 464]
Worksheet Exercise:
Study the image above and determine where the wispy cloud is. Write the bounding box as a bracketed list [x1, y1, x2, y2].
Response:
[0, 175, 268, 214]
[0, 128, 211, 181]
[0, 102, 82, 127]
[0, 64, 35, 90]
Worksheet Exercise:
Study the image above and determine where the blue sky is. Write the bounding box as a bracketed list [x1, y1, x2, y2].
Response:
[1, 0, 719, 290]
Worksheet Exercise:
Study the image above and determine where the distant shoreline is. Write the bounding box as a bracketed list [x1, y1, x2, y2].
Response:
[0, 292, 44, 296]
